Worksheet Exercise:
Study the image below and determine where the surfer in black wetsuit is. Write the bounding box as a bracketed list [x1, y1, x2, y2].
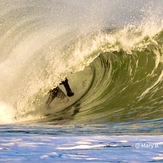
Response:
[46, 78, 74, 105]
[60, 78, 74, 97]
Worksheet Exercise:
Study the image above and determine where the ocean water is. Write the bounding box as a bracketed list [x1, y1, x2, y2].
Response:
[0, 0, 163, 162]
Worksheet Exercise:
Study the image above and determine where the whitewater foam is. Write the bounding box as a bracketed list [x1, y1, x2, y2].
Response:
[0, 101, 16, 124]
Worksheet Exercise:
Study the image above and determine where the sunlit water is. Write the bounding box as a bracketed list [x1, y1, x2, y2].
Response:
[0, 0, 163, 162]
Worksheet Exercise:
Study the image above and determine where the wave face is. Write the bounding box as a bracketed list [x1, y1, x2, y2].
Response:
[0, 0, 163, 125]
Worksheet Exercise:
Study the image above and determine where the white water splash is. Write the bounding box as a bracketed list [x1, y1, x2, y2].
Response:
[0, 101, 16, 124]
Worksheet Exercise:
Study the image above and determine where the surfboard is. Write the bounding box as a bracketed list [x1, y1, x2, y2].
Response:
[46, 87, 66, 106]
[56, 87, 67, 99]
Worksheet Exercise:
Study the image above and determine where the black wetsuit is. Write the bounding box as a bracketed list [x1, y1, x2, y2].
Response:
[60, 78, 74, 97]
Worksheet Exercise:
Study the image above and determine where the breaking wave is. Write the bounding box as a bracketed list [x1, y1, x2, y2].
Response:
[0, 0, 162, 125]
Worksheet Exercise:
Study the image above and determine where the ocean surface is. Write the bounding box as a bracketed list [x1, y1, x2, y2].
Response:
[0, 0, 163, 162]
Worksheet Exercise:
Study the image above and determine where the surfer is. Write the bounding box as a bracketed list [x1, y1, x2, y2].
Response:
[46, 78, 74, 105]
[60, 78, 74, 97]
